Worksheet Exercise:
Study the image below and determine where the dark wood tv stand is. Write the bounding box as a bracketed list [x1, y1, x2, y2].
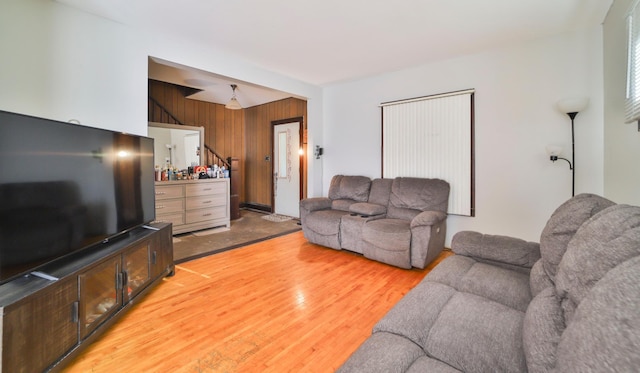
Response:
[0, 222, 174, 373]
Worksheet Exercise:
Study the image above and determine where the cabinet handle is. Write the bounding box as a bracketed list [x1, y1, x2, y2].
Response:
[157, 205, 165, 209]
[203, 200, 212, 204]
[202, 213, 212, 217]
[71, 301, 79, 323]
[152, 251, 157, 265]
[203, 188, 212, 191]
[155, 191, 166, 195]
[116, 272, 124, 290]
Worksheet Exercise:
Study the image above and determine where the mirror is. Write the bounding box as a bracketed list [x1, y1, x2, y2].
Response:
[148, 122, 204, 170]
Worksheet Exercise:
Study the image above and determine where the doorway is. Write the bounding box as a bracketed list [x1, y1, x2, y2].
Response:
[272, 118, 303, 218]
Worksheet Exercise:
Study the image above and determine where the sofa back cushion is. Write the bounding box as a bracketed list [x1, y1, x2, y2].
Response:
[555, 204, 640, 321]
[553, 255, 640, 372]
[328, 175, 371, 203]
[537, 193, 614, 284]
[524, 203, 640, 372]
[387, 178, 449, 220]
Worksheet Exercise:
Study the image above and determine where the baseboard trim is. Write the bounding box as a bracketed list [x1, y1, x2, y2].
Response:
[241, 203, 272, 213]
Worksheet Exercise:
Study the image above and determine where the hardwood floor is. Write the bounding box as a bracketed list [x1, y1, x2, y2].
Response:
[62, 231, 452, 373]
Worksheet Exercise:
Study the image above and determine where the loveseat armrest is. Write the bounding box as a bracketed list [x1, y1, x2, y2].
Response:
[451, 231, 541, 269]
[410, 210, 447, 228]
[300, 197, 332, 213]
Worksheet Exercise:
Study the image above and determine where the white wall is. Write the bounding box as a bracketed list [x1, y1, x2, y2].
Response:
[323, 28, 605, 245]
[604, 0, 640, 206]
[0, 0, 325, 196]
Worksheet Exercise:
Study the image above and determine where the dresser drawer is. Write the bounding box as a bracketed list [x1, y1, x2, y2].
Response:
[154, 212, 185, 226]
[185, 194, 226, 210]
[155, 185, 184, 200]
[155, 198, 184, 214]
[186, 206, 227, 224]
[186, 182, 226, 197]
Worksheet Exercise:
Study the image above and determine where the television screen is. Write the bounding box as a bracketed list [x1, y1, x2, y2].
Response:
[0, 110, 155, 284]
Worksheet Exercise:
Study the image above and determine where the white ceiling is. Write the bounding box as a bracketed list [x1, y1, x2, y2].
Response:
[56, 0, 613, 106]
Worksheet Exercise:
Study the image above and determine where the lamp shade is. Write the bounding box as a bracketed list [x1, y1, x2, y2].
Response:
[556, 97, 589, 114]
[225, 97, 242, 110]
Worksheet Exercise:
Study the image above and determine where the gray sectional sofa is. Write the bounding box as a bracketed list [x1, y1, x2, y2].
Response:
[299, 175, 450, 269]
[338, 193, 640, 372]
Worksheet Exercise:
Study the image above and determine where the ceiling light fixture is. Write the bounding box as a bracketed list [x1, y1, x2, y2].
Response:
[225, 84, 242, 110]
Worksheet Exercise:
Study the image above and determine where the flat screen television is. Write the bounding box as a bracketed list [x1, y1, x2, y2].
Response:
[0, 110, 155, 285]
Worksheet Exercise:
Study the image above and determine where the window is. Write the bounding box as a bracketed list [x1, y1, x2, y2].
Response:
[626, 0, 640, 124]
[381, 89, 474, 216]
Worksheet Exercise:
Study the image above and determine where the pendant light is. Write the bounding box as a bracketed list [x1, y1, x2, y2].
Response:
[225, 84, 242, 110]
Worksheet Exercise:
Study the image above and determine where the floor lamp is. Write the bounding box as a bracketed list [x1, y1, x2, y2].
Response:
[547, 97, 589, 197]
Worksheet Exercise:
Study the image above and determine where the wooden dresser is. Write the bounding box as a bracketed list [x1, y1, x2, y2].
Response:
[153, 178, 230, 235]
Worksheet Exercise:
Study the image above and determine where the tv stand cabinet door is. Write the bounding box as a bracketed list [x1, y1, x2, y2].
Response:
[1, 277, 78, 373]
[78, 256, 122, 339]
[150, 223, 174, 279]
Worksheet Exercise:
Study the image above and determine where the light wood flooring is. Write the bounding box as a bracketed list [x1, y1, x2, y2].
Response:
[62, 231, 452, 373]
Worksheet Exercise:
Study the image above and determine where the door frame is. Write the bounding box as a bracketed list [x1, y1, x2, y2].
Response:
[271, 117, 304, 213]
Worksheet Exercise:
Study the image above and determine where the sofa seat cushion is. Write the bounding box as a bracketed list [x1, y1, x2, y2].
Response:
[337, 331, 462, 373]
[362, 219, 411, 250]
[374, 276, 527, 372]
[426, 255, 532, 312]
[336, 332, 428, 373]
[304, 209, 349, 236]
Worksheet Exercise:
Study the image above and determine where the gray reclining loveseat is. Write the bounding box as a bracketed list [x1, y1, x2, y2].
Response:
[299, 175, 450, 269]
[338, 193, 640, 372]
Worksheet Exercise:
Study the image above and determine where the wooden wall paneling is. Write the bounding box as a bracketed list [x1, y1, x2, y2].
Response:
[148, 81, 306, 208]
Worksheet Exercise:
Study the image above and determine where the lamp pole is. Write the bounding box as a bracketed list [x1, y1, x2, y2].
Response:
[567, 112, 577, 197]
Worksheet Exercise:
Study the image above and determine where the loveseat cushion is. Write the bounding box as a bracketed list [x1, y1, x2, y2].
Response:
[538, 193, 614, 283]
[362, 218, 412, 268]
[328, 175, 371, 202]
[387, 177, 449, 220]
[304, 209, 349, 236]
[555, 204, 640, 322]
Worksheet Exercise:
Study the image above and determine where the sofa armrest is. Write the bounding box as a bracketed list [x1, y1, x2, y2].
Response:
[300, 197, 332, 213]
[410, 210, 447, 228]
[451, 231, 541, 269]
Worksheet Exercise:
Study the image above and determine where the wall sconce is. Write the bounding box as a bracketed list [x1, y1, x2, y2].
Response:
[548, 97, 589, 197]
[314, 145, 323, 159]
[546, 145, 572, 168]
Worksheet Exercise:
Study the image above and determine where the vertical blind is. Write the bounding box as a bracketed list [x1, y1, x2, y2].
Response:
[627, 0, 640, 124]
[381, 89, 474, 216]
